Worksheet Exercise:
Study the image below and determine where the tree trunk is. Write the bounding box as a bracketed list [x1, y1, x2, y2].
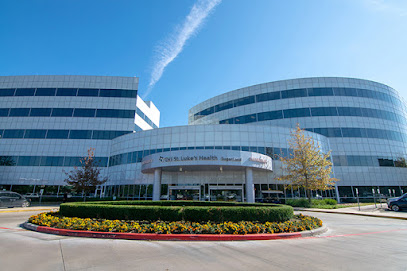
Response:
[307, 189, 312, 206]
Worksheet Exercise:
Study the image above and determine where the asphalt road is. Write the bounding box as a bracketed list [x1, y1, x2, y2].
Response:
[0, 210, 406, 271]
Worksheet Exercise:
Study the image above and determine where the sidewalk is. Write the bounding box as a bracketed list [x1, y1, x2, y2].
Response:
[0, 205, 60, 213]
[295, 204, 407, 220]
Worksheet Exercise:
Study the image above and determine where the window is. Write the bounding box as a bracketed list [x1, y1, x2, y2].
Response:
[342, 128, 363, 138]
[69, 130, 92, 139]
[46, 130, 69, 139]
[15, 88, 35, 96]
[30, 108, 52, 117]
[234, 114, 256, 124]
[96, 109, 135, 118]
[283, 108, 311, 118]
[40, 156, 64, 166]
[219, 118, 234, 124]
[308, 87, 334, 96]
[56, 88, 77, 96]
[281, 88, 307, 99]
[234, 96, 255, 107]
[35, 88, 56, 96]
[0, 89, 15, 96]
[378, 158, 394, 167]
[77, 88, 99, 97]
[24, 129, 47, 139]
[3, 129, 24, 138]
[313, 128, 342, 137]
[256, 91, 280, 102]
[73, 109, 95, 117]
[311, 107, 338, 116]
[51, 108, 73, 117]
[215, 101, 234, 112]
[99, 89, 137, 98]
[0, 109, 9, 116]
[17, 156, 41, 166]
[333, 87, 358, 97]
[337, 107, 362, 117]
[257, 110, 283, 121]
[94, 157, 108, 167]
[64, 157, 82, 167]
[9, 108, 30, 117]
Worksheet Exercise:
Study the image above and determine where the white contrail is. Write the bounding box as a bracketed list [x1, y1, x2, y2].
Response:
[143, 0, 222, 98]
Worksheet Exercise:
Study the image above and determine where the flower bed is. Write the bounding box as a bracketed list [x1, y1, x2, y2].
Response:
[28, 212, 322, 235]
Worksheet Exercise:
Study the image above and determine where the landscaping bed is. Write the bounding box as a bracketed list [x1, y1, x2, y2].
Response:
[28, 212, 322, 235]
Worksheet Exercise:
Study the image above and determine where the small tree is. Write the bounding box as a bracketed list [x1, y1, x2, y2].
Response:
[64, 148, 107, 201]
[277, 125, 338, 205]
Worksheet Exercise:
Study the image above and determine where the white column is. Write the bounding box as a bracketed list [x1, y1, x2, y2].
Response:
[245, 168, 254, 203]
[153, 168, 162, 201]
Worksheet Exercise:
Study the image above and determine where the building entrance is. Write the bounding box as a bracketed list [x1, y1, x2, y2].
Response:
[168, 185, 201, 201]
[208, 185, 244, 202]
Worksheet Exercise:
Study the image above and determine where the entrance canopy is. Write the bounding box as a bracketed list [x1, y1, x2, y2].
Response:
[141, 149, 272, 173]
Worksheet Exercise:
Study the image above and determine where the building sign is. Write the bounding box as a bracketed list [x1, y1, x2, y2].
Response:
[158, 155, 241, 163]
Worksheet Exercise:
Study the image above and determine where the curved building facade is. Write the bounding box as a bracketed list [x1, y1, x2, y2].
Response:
[189, 77, 407, 198]
[1, 76, 406, 201]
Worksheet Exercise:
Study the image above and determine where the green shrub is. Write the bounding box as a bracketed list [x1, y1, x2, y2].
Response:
[285, 199, 311, 208]
[59, 201, 293, 223]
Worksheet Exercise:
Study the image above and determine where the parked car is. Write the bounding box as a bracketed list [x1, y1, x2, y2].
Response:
[387, 193, 407, 212]
[0, 191, 30, 208]
[25, 193, 39, 198]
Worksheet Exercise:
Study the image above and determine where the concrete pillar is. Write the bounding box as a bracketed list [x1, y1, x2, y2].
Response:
[153, 168, 162, 201]
[245, 168, 254, 203]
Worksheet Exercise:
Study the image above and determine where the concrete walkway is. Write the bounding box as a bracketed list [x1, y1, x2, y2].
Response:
[0, 205, 59, 213]
[295, 204, 407, 220]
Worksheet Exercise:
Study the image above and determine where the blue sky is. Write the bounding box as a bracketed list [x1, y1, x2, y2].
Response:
[1, 0, 407, 127]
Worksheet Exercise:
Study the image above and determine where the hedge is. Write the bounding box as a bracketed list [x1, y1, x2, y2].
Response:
[59, 201, 293, 223]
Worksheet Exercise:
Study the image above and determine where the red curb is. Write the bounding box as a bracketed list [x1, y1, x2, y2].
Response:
[29, 224, 304, 241]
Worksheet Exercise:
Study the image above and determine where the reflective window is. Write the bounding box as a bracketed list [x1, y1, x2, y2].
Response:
[281, 88, 307, 99]
[333, 88, 358, 97]
[73, 109, 95, 117]
[234, 114, 256, 124]
[256, 91, 280, 102]
[17, 156, 41, 166]
[46, 130, 69, 139]
[94, 157, 108, 167]
[215, 101, 233, 112]
[0, 108, 9, 116]
[40, 156, 64, 166]
[78, 88, 99, 97]
[56, 88, 77, 96]
[99, 89, 137, 98]
[0, 89, 15, 96]
[69, 130, 92, 139]
[308, 87, 334, 96]
[35, 88, 56, 96]
[96, 109, 135, 118]
[3, 129, 24, 138]
[378, 158, 394, 167]
[9, 108, 30, 116]
[311, 107, 337, 116]
[234, 96, 255, 107]
[313, 128, 342, 137]
[64, 157, 82, 167]
[257, 110, 283, 121]
[337, 107, 363, 116]
[15, 88, 35, 96]
[51, 108, 73, 117]
[30, 108, 51, 117]
[24, 129, 47, 139]
[283, 108, 311, 118]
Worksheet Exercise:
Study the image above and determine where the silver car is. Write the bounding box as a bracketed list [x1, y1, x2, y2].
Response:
[0, 191, 30, 208]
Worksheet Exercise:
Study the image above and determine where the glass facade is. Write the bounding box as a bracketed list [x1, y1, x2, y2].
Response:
[194, 87, 404, 120]
[0, 87, 137, 98]
[0, 129, 131, 140]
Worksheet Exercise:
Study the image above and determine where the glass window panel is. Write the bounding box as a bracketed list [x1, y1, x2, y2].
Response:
[9, 108, 30, 117]
[0, 89, 15, 96]
[3, 129, 24, 138]
[69, 130, 92, 139]
[15, 88, 35, 96]
[77, 88, 99, 97]
[46, 130, 69, 139]
[234, 96, 255, 107]
[94, 157, 108, 167]
[35, 88, 56, 96]
[258, 110, 283, 121]
[215, 101, 233, 112]
[231, 146, 240, 151]
[24, 129, 47, 139]
[96, 109, 135, 118]
[51, 108, 73, 117]
[310, 107, 338, 116]
[256, 91, 280, 102]
[378, 158, 394, 167]
[337, 107, 362, 116]
[219, 118, 234, 124]
[308, 87, 334, 96]
[342, 128, 363, 138]
[242, 146, 250, 151]
[64, 157, 82, 167]
[333, 87, 358, 97]
[281, 88, 307, 99]
[99, 89, 137, 98]
[40, 156, 64, 166]
[73, 109, 95, 117]
[17, 156, 41, 166]
[0, 108, 9, 116]
[56, 88, 77, 96]
[30, 108, 51, 117]
[283, 108, 311, 118]
[0, 156, 17, 166]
